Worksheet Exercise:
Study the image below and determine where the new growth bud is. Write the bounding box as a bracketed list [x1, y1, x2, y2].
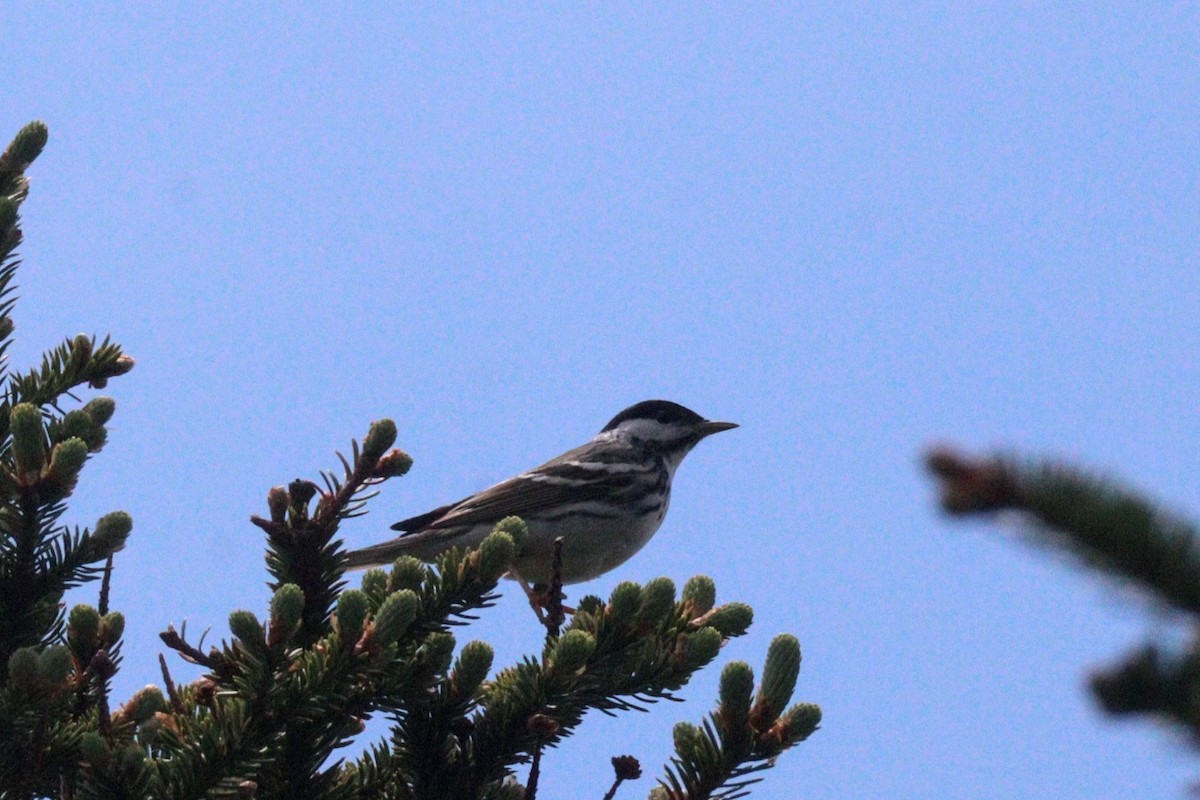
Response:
[82, 396, 116, 426]
[48, 437, 88, 494]
[374, 449, 413, 478]
[122, 685, 168, 723]
[361, 419, 397, 462]
[608, 581, 642, 623]
[673, 721, 703, 753]
[6, 647, 39, 688]
[373, 589, 419, 643]
[638, 577, 676, 622]
[550, 629, 595, 673]
[719, 661, 755, 724]
[269, 584, 305, 642]
[419, 631, 456, 675]
[388, 557, 427, 593]
[69, 334, 92, 372]
[9, 403, 45, 478]
[682, 575, 716, 615]
[781, 703, 822, 742]
[336, 590, 370, 641]
[453, 640, 494, 696]
[492, 516, 528, 548]
[68, 604, 101, 656]
[359, 568, 388, 599]
[478, 531, 515, 580]
[705, 602, 754, 638]
[5, 120, 49, 167]
[683, 626, 722, 669]
[39, 646, 74, 683]
[92, 511, 132, 556]
[756, 634, 802, 720]
[101, 612, 125, 648]
[229, 611, 265, 652]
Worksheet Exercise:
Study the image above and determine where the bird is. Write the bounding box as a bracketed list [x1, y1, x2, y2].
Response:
[344, 400, 737, 585]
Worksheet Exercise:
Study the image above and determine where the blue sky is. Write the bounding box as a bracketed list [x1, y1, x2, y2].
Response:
[6, 4, 1200, 797]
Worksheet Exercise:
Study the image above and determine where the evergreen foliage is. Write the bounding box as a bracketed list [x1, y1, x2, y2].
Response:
[926, 445, 1200, 751]
[0, 122, 820, 799]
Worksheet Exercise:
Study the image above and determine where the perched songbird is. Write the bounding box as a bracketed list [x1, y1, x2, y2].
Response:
[344, 400, 737, 584]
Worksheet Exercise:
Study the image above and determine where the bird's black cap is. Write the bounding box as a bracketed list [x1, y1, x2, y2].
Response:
[601, 400, 708, 432]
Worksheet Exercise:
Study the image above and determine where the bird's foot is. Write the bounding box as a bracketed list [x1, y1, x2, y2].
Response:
[511, 571, 573, 627]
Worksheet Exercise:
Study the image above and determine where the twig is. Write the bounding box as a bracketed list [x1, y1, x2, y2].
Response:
[603, 755, 642, 799]
[545, 537, 566, 638]
[89, 650, 114, 738]
[527, 740, 543, 800]
[159, 624, 217, 668]
[98, 554, 113, 615]
[158, 652, 184, 713]
[525, 714, 560, 800]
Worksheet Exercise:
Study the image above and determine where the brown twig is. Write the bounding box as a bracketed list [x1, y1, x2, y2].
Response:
[89, 650, 114, 738]
[158, 652, 184, 713]
[525, 714, 561, 800]
[527, 740, 544, 800]
[545, 537, 566, 637]
[159, 624, 216, 668]
[98, 554, 113, 615]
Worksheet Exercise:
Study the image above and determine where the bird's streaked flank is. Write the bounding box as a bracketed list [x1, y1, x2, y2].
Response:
[344, 400, 737, 584]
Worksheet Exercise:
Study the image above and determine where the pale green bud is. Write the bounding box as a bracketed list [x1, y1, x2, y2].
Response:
[101, 612, 125, 647]
[269, 584, 305, 638]
[7, 647, 39, 688]
[453, 640, 494, 696]
[420, 631, 456, 675]
[478, 531, 515, 580]
[551, 629, 595, 673]
[83, 396, 116, 425]
[673, 721, 703, 753]
[757, 634, 801, 719]
[38, 645, 73, 683]
[7, 120, 48, 166]
[682, 575, 716, 615]
[10, 403, 44, 475]
[638, 577, 676, 622]
[684, 626, 722, 669]
[360, 568, 388, 600]
[374, 589, 420, 643]
[123, 685, 168, 723]
[92, 511, 132, 555]
[336, 589, 370, 641]
[608, 581, 642, 622]
[492, 516, 528, 548]
[706, 602, 753, 638]
[389, 557, 427, 593]
[229, 610, 265, 651]
[362, 419, 397, 461]
[68, 604, 101, 655]
[719, 661, 755, 724]
[48, 437, 88, 490]
[781, 702, 822, 742]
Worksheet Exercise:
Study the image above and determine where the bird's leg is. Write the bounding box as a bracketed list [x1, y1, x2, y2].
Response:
[511, 570, 550, 624]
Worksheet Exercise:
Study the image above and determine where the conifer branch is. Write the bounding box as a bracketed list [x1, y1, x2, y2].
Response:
[0, 122, 820, 800]
[926, 446, 1200, 615]
[926, 444, 1200, 754]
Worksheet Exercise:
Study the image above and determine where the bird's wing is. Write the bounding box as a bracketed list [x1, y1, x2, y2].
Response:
[391, 439, 646, 532]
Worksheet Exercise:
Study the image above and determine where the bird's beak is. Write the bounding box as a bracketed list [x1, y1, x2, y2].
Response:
[699, 420, 738, 437]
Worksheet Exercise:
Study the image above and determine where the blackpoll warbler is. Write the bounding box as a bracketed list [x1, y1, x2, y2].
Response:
[344, 400, 736, 584]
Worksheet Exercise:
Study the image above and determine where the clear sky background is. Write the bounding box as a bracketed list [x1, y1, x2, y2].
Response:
[5, 4, 1199, 798]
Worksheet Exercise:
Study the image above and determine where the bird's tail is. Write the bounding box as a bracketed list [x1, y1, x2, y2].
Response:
[342, 541, 409, 571]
